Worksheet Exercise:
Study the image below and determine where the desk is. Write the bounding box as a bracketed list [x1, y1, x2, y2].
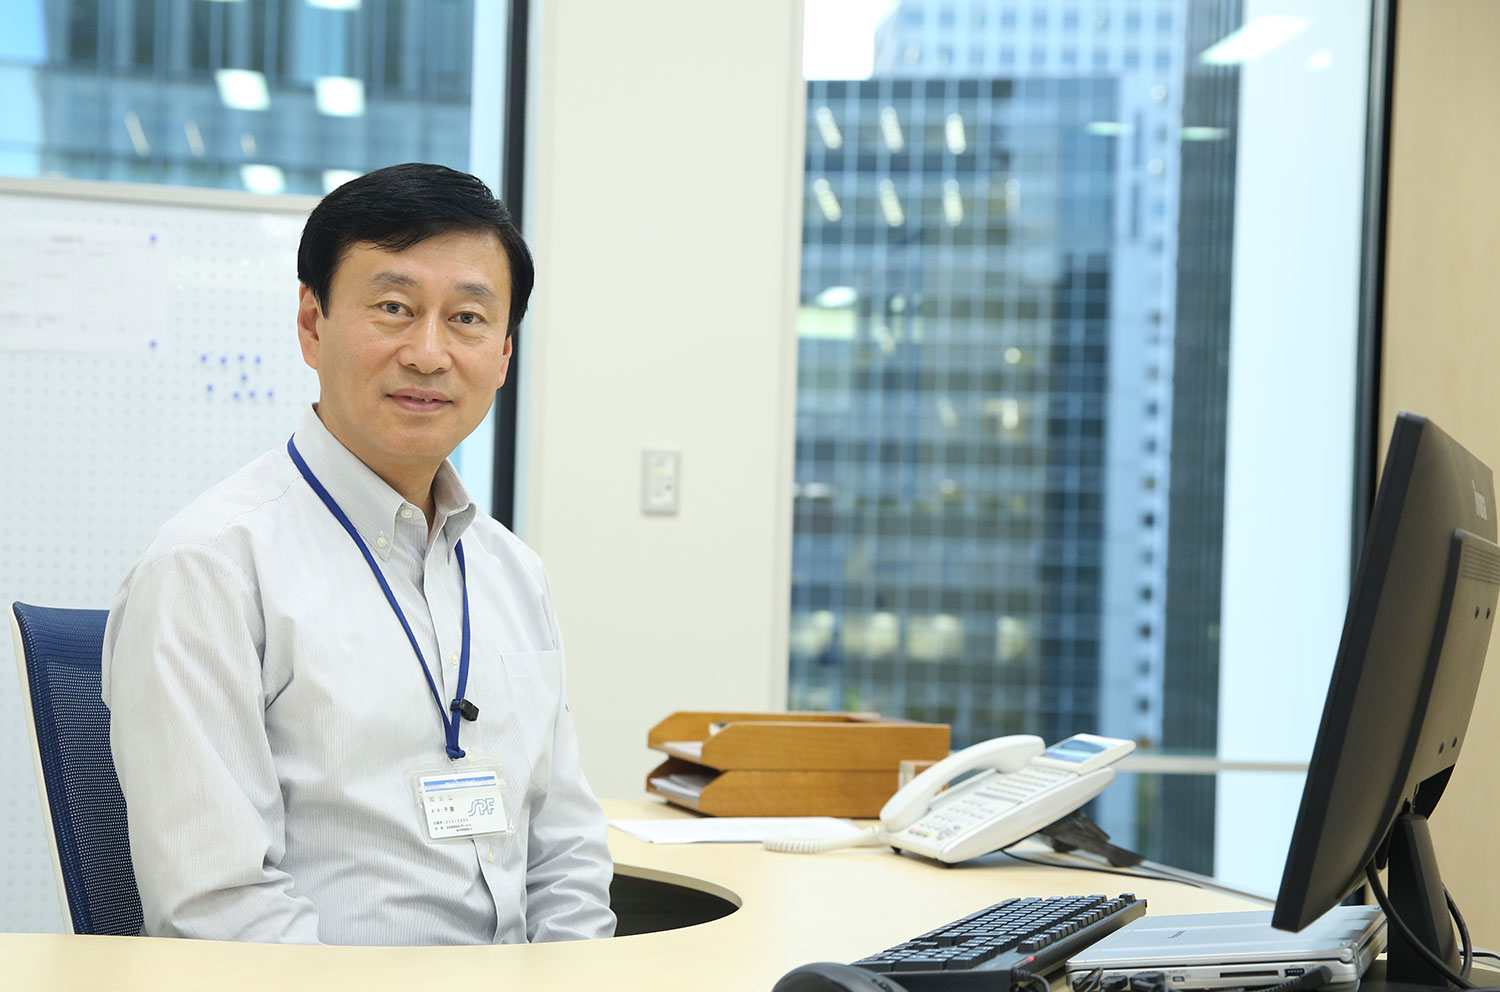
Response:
[1, 799, 1265, 991]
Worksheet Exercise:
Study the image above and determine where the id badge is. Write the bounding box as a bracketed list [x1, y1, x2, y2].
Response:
[412, 756, 514, 842]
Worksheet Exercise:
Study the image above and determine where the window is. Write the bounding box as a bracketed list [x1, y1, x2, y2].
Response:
[0, 0, 499, 198]
[0, 0, 514, 508]
[797, 0, 1371, 889]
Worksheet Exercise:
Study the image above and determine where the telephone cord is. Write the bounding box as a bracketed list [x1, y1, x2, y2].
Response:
[763, 826, 886, 854]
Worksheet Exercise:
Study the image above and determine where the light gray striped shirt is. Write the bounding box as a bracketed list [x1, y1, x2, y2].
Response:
[101, 406, 615, 945]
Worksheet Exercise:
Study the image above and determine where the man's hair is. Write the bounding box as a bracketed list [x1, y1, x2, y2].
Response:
[297, 162, 534, 336]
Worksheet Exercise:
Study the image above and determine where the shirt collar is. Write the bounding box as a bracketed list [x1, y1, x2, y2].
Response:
[289, 405, 478, 560]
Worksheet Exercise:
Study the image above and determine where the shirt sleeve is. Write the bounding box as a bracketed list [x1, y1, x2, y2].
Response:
[101, 544, 323, 943]
[521, 582, 617, 942]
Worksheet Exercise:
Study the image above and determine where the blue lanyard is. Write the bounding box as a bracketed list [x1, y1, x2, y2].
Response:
[287, 438, 475, 759]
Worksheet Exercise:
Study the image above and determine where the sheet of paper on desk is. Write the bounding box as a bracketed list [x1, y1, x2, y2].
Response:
[609, 817, 866, 844]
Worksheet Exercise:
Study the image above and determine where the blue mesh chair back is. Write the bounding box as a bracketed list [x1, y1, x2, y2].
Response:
[10, 602, 144, 936]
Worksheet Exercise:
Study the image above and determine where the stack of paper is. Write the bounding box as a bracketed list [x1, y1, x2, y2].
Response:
[659, 740, 704, 761]
[647, 771, 715, 802]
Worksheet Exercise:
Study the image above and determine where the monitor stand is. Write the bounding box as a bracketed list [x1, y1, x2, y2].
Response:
[1365, 812, 1480, 992]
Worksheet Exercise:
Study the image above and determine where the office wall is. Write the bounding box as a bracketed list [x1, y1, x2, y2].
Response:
[519, 1, 805, 798]
[0, 181, 320, 932]
[1381, 0, 1500, 946]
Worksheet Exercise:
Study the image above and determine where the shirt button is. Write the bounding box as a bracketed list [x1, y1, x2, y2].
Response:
[449, 651, 459, 667]
[486, 850, 495, 864]
[401, 507, 413, 519]
[376, 535, 388, 548]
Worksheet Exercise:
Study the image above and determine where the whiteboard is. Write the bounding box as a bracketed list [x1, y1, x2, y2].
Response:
[0, 178, 321, 932]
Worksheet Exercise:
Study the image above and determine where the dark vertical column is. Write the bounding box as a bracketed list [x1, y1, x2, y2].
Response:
[1157, 0, 1241, 874]
[492, 0, 529, 530]
[1352, 0, 1398, 568]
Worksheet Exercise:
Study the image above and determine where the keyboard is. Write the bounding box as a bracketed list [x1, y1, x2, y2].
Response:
[850, 893, 1147, 991]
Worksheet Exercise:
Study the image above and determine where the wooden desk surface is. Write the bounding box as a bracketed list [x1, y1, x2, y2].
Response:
[2, 799, 1266, 991]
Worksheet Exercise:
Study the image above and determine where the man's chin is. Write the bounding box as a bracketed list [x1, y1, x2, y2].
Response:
[380, 426, 467, 461]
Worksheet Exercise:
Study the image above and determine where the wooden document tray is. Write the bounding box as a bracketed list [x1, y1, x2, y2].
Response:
[645, 711, 950, 818]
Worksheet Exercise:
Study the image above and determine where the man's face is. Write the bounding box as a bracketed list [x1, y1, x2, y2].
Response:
[297, 230, 513, 485]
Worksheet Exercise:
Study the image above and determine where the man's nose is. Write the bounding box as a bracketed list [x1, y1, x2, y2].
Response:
[402, 313, 450, 374]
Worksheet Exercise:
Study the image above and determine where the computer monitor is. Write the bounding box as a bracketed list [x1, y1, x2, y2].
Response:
[1272, 413, 1500, 989]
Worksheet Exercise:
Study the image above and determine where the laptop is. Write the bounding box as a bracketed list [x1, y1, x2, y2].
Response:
[1064, 904, 1386, 991]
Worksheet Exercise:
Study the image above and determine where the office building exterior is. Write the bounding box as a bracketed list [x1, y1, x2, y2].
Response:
[791, 0, 1236, 872]
[1157, 0, 1242, 874]
[1, 0, 473, 195]
[792, 72, 1121, 745]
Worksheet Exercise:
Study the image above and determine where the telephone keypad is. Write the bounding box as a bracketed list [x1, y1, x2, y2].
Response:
[976, 765, 1070, 804]
[897, 767, 1073, 844]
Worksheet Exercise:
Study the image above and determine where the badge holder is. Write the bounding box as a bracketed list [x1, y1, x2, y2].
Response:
[412, 755, 515, 842]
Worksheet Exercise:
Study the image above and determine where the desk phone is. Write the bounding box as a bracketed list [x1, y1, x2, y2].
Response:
[881, 733, 1134, 863]
[766, 733, 1134, 864]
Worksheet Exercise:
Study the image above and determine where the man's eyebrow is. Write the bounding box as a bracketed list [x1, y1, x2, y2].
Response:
[368, 271, 496, 306]
[369, 270, 420, 291]
[455, 281, 497, 305]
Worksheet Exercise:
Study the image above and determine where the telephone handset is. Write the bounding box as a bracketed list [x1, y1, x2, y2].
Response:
[879, 735, 1046, 831]
[764, 732, 1134, 864]
[880, 732, 1134, 863]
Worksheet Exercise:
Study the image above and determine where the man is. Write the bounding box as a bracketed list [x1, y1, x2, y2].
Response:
[101, 163, 615, 945]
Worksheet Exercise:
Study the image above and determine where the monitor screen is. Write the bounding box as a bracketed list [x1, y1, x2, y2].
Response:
[1272, 413, 1498, 988]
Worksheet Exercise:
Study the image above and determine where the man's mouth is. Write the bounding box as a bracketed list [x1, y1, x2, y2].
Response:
[390, 390, 452, 412]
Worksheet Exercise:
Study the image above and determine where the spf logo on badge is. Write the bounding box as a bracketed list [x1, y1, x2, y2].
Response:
[467, 797, 496, 817]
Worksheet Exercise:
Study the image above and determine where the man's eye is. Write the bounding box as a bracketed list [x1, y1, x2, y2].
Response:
[380, 302, 406, 316]
[455, 312, 482, 325]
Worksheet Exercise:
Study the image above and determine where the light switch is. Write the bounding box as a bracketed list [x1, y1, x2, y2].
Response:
[642, 448, 680, 515]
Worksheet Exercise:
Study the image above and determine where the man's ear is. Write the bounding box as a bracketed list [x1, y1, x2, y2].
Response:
[297, 284, 322, 371]
[495, 333, 515, 390]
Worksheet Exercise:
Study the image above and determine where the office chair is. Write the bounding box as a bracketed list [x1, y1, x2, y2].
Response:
[9, 602, 144, 936]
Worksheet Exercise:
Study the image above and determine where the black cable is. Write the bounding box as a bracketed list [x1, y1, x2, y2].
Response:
[999, 848, 1207, 890]
[1012, 968, 1050, 992]
[1364, 863, 1488, 990]
[1128, 972, 1167, 992]
[1473, 950, 1500, 982]
[1076, 964, 1338, 992]
[1267, 965, 1334, 992]
[1447, 886, 1474, 980]
[1071, 967, 1104, 992]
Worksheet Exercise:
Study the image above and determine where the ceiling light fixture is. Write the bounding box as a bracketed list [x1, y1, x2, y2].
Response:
[880, 107, 905, 153]
[878, 179, 905, 226]
[811, 178, 843, 222]
[215, 68, 270, 111]
[813, 107, 843, 150]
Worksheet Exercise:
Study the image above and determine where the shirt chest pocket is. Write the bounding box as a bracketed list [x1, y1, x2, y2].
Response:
[492, 650, 564, 794]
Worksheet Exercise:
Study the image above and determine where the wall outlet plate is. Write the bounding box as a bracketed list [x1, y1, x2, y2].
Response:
[642, 448, 680, 514]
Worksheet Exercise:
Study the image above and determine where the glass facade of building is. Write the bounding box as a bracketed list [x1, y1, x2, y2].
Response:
[793, 74, 1120, 742]
[792, 0, 1235, 871]
[0, 0, 476, 195]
